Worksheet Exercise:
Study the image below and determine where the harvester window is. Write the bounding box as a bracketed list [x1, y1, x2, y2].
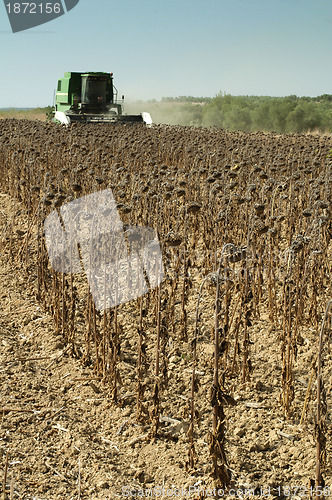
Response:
[81, 78, 107, 105]
[57, 81, 62, 91]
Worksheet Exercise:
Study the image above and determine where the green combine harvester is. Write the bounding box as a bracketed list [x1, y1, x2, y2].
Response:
[53, 71, 152, 125]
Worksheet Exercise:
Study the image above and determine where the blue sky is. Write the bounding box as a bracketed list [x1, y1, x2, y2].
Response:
[1, 0, 332, 107]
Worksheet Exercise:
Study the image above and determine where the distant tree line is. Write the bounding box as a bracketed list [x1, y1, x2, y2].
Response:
[161, 96, 213, 103]
[158, 94, 332, 132]
[4, 99, 331, 134]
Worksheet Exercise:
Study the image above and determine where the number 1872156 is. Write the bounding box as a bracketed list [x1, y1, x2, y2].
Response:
[5, 3, 62, 14]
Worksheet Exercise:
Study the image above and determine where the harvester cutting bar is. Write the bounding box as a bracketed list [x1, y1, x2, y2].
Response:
[54, 111, 145, 125]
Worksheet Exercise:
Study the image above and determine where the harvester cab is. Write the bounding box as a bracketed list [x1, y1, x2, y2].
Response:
[53, 72, 152, 125]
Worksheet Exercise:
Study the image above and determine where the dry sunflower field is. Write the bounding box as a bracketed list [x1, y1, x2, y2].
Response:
[0, 118, 331, 500]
